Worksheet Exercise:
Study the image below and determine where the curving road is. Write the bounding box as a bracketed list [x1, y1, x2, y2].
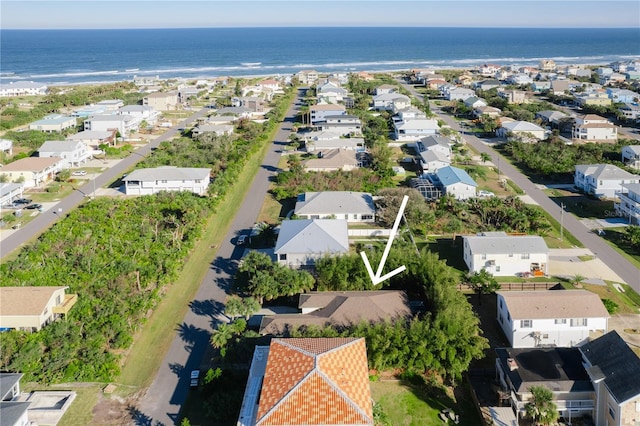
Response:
[135, 90, 302, 425]
[399, 79, 640, 294]
[0, 109, 209, 260]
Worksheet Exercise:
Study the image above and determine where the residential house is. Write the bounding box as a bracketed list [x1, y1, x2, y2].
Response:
[237, 338, 373, 426]
[303, 149, 361, 172]
[497, 120, 547, 141]
[431, 165, 477, 200]
[551, 79, 571, 95]
[178, 86, 202, 102]
[142, 91, 179, 111]
[257, 79, 282, 93]
[0, 81, 48, 97]
[71, 104, 107, 118]
[572, 114, 618, 142]
[621, 145, 640, 169]
[309, 104, 346, 125]
[0, 286, 77, 332]
[259, 291, 412, 335]
[394, 107, 427, 123]
[498, 90, 526, 104]
[618, 103, 640, 122]
[412, 135, 452, 157]
[535, 110, 569, 128]
[393, 118, 440, 141]
[474, 79, 502, 91]
[506, 74, 533, 85]
[463, 96, 487, 109]
[462, 231, 549, 277]
[374, 84, 397, 95]
[479, 64, 502, 76]
[66, 129, 116, 148]
[446, 87, 475, 101]
[496, 290, 609, 348]
[294, 191, 375, 222]
[317, 81, 348, 103]
[216, 106, 253, 120]
[419, 149, 451, 172]
[424, 78, 447, 90]
[580, 331, 640, 426]
[531, 81, 552, 93]
[0, 138, 13, 156]
[372, 92, 411, 111]
[0, 373, 31, 426]
[0, 183, 24, 206]
[606, 88, 639, 104]
[575, 163, 639, 198]
[301, 131, 364, 152]
[353, 71, 374, 81]
[122, 166, 211, 196]
[29, 114, 76, 133]
[232, 96, 265, 113]
[296, 69, 319, 85]
[473, 106, 502, 119]
[539, 59, 556, 71]
[192, 124, 234, 137]
[95, 99, 124, 112]
[0, 157, 62, 188]
[118, 105, 160, 125]
[274, 219, 349, 267]
[316, 114, 362, 135]
[615, 183, 640, 225]
[575, 91, 612, 107]
[38, 140, 91, 168]
[83, 114, 138, 137]
[496, 346, 595, 423]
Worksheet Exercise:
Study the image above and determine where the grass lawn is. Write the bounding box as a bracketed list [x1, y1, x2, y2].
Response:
[544, 187, 616, 219]
[54, 384, 102, 426]
[582, 282, 640, 314]
[599, 227, 640, 270]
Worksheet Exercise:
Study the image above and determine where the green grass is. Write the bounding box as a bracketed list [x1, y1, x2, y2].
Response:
[582, 282, 640, 314]
[56, 384, 102, 426]
[599, 227, 640, 270]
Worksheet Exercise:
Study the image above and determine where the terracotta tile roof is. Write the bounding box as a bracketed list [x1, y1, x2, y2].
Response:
[256, 338, 373, 425]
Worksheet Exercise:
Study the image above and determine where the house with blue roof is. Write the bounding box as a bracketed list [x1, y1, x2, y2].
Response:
[431, 166, 477, 200]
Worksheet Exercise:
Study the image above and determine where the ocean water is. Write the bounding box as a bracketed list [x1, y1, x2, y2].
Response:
[1, 27, 639, 85]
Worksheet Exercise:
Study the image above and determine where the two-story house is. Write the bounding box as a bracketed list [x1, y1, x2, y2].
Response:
[615, 183, 640, 225]
[0, 157, 63, 188]
[122, 166, 211, 196]
[0, 286, 77, 332]
[38, 140, 91, 168]
[309, 104, 346, 126]
[142, 91, 179, 111]
[496, 290, 609, 348]
[29, 114, 76, 133]
[574, 164, 639, 198]
[622, 145, 640, 169]
[83, 114, 139, 137]
[572, 114, 618, 142]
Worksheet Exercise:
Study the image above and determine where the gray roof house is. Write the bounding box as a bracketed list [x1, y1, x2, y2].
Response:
[535, 110, 569, 126]
[574, 164, 640, 198]
[411, 135, 451, 155]
[274, 219, 349, 268]
[1, 373, 30, 426]
[431, 166, 477, 200]
[38, 140, 91, 168]
[123, 166, 211, 196]
[580, 331, 640, 426]
[259, 290, 412, 335]
[294, 191, 375, 222]
[419, 149, 451, 172]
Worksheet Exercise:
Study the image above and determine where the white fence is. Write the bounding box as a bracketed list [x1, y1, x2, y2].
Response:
[348, 229, 392, 237]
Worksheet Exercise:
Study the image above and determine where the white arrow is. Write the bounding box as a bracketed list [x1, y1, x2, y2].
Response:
[360, 195, 408, 286]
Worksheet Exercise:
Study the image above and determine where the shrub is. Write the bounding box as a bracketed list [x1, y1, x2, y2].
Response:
[601, 298, 619, 314]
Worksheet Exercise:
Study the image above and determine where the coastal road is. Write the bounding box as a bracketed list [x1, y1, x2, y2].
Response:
[399, 79, 640, 294]
[0, 109, 209, 260]
[136, 90, 302, 425]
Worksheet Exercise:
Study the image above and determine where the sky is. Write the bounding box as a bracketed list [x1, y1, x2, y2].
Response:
[1, 0, 639, 29]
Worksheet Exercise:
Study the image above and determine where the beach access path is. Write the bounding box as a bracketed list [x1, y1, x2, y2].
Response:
[398, 78, 640, 295]
[135, 89, 302, 425]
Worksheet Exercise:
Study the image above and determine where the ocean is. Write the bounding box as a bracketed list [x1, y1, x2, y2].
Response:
[1, 27, 639, 86]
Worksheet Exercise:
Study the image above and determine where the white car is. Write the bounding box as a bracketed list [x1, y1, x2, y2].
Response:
[478, 190, 495, 197]
[72, 170, 87, 176]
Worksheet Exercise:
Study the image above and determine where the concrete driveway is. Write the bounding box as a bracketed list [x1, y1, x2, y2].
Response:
[548, 248, 627, 283]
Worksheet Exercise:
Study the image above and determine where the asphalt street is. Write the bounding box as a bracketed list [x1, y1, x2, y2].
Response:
[400, 79, 640, 294]
[0, 108, 209, 260]
[136, 90, 302, 425]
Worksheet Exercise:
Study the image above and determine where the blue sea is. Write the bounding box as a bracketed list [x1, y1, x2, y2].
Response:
[1, 27, 639, 85]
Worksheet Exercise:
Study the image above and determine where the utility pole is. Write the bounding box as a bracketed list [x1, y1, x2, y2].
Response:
[560, 203, 566, 241]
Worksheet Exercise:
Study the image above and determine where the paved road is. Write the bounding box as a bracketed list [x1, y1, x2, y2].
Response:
[0, 109, 209, 260]
[399, 79, 640, 294]
[136, 90, 302, 425]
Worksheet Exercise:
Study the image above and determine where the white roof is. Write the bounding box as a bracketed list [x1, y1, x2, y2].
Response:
[66, 130, 113, 141]
[124, 166, 211, 182]
[274, 219, 349, 255]
[294, 191, 375, 216]
[396, 119, 439, 131]
[39, 140, 84, 153]
[501, 121, 545, 132]
[86, 115, 134, 122]
[576, 163, 638, 181]
[463, 233, 549, 255]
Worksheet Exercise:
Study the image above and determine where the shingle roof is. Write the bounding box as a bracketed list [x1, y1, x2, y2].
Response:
[274, 219, 349, 256]
[497, 290, 609, 320]
[576, 163, 638, 181]
[294, 192, 375, 217]
[435, 166, 477, 187]
[256, 338, 373, 425]
[0, 373, 23, 400]
[464, 233, 548, 255]
[123, 166, 211, 182]
[0, 157, 61, 172]
[580, 330, 640, 404]
[501, 121, 545, 132]
[0, 402, 31, 426]
[0, 286, 67, 316]
[39, 140, 83, 153]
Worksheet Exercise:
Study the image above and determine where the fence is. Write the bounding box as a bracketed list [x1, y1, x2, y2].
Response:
[458, 282, 560, 291]
[347, 229, 392, 237]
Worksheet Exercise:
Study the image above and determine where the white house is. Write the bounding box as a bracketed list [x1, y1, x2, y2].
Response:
[38, 140, 91, 168]
[419, 149, 450, 172]
[294, 191, 375, 223]
[412, 135, 452, 157]
[66, 130, 116, 148]
[622, 145, 640, 169]
[142, 91, 179, 111]
[122, 166, 211, 196]
[394, 118, 440, 141]
[192, 124, 234, 137]
[463, 97, 487, 109]
[431, 166, 477, 200]
[309, 104, 346, 125]
[618, 103, 640, 121]
[572, 114, 618, 142]
[462, 231, 549, 277]
[0, 138, 13, 156]
[0, 157, 63, 188]
[316, 114, 362, 135]
[574, 164, 640, 198]
[372, 92, 411, 111]
[29, 114, 76, 133]
[0, 286, 77, 332]
[580, 331, 640, 426]
[118, 105, 160, 124]
[446, 87, 475, 101]
[0, 373, 31, 426]
[296, 69, 319, 85]
[274, 219, 349, 267]
[615, 183, 640, 225]
[0, 81, 48, 97]
[496, 121, 548, 141]
[95, 99, 124, 112]
[301, 131, 364, 152]
[0, 183, 24, 206]
[496, 290, 609, 348]
[83, 115, 138, 136]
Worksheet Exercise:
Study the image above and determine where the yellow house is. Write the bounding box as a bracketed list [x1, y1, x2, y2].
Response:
[0, 157, 62, 188]
[0, 286, 77, 332]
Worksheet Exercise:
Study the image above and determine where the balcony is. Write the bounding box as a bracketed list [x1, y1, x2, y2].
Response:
[52, 294, 78, 315]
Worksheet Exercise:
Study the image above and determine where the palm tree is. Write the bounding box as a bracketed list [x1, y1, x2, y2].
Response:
[480, 152, 491, 164]
[525, 385, 558, 426]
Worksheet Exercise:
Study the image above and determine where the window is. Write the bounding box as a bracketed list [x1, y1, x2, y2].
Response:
[279, 254, 287, 261]
[362, 214, 373, 220]
[570, 318, 587, 327]
[520, 319, 532, 328]
[521, 253, 530, 259]
[508, 253, 513, 257]
[499, 315, 503, 324]
[608, 404, 616, 420]
[542, 334, 548, 339]
[554, 319, 567, 324]
[481, 254, 487, 260]
[499, 299, 503, 308]
[495, 266, 501, 272]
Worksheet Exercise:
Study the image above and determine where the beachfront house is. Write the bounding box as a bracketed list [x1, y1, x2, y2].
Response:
[294, 191, 375, 223]
[0, 81, 48, 97]
[0, 286, 78, 332]
[0, 157, 63, 188]
[496, 290, 609, 348]
[615, 183, 640, 225]
[37, 140, 91, 168]
[574, 164, 640, 198]
[462, 231, 549, 277]
[122, 166, 211, 196]
[572, 114, 618, 142]
[296, 70, 319, 85]
[274, 219, 349, 268]
[142, 91, 179, 111]
[29, 114, 76, 133]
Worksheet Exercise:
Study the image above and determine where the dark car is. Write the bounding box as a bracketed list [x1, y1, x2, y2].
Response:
[190, 370, 200, 389]
[13, 198, 32, 205]
[25, 203, 43, 210]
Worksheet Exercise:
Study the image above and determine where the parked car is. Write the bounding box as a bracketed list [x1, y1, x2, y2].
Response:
[25, 203, 43, 210]
[237, 234, 248, 246]
[72, 170, 87, 176]
[190, 370, 200, 389]
[13, 198, 32, 205]
[478, 190, 495, 197]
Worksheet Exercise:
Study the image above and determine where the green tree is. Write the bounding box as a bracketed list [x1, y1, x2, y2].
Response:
[466, 270, 501, 304]
[525, 385, 558, 426]
[480, 152, 491, 164]
[224, 296, 261, 320]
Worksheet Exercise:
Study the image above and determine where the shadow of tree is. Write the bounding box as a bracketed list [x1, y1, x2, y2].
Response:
[168, 362, 184, 377]
[127, 405, 154, 426]
[189, 299, 225, 319]
[175, 322, 209, 347]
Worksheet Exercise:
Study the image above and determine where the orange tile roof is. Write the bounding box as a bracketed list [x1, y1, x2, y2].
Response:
[256, 338, 373, 426]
